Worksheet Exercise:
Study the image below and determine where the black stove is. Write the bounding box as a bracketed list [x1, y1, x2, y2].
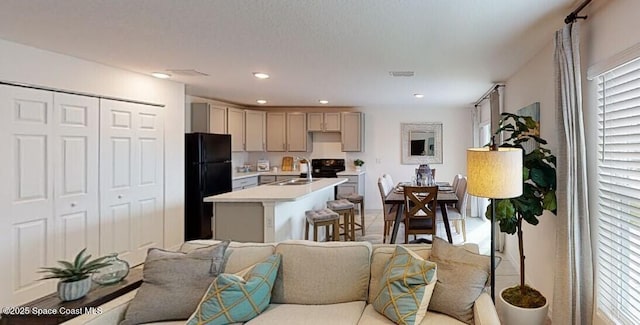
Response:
[300, 159, 345, 178]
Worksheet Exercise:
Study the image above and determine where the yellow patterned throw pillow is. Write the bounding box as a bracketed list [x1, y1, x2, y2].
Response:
[372, 246, 437, 325]
[187, 254, 281, 325]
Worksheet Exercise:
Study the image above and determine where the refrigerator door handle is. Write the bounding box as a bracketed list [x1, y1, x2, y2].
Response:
[201, 164, 206, 191]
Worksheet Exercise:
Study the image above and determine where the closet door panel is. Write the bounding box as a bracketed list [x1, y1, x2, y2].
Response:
[100, 99, 163, 266]
[0, 86, 55, 305]
[53, 93, 99, 262]
[134, 105, 164, 254]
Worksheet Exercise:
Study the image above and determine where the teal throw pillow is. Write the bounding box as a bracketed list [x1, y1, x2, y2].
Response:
[372, 246, 437, 325]
[187, 254, 281, 325]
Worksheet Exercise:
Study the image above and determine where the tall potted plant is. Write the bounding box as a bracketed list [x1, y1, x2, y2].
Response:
[489, 112, 557, 324]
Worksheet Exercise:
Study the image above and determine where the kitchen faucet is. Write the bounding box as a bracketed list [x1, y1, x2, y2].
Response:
[300, 157, 312, 181]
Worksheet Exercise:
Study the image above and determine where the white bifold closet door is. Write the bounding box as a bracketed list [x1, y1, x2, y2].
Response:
[99, 99, 164, 266]
[0, 86, 99, 306]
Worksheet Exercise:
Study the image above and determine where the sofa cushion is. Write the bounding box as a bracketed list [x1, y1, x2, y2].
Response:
[427, 237, 490, 324]
[245, 301, 366, 325]
[369, 244, 433, 303]
[120, 241, 230, 325]
[271, 240, 371, 304]
[187, 254, 281, 325]
[359, 304, 466, 325]
[180, 240, 277, 274]
[372, 246, 437, 325]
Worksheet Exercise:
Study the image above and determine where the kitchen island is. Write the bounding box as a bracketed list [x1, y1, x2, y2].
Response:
[204, 178, 347, 243]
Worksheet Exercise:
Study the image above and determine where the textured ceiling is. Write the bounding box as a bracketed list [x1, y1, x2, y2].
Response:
[0, 0, 577, 108]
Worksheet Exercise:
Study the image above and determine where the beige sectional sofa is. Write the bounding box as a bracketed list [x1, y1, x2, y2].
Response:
[67, 240, 500, 325]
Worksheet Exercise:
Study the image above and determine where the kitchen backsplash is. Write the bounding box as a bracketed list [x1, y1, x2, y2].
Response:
[238, 133, 349, 170]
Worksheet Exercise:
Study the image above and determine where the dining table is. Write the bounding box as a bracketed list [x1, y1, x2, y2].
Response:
[385, 182, 458, 244]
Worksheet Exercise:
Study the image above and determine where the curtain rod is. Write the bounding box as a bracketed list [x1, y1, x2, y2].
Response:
[564, 0, 593, 24]
[474, 84, 504, 107]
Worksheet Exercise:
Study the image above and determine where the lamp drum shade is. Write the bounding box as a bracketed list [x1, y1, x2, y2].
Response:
[466, 148, 523, 199]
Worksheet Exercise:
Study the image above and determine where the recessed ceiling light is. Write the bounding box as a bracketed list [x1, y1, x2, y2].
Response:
[256, 99, 267, 104]
[414, 94, 424, 98]
[253, 72, 270, 79]
[319, 100, 329, 104]
[151, 72, 171, 79]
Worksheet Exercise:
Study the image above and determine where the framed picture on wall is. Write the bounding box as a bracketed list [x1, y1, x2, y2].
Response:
[517, 102, 540, 154]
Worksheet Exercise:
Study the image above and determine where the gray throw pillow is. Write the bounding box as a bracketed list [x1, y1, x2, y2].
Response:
[427, 237, 490, 324]
[120, 241, 230, 325]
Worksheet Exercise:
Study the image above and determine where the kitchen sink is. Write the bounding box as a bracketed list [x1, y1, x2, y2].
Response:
[268, 178, 319, 186]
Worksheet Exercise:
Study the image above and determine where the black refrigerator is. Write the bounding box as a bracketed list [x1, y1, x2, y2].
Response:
[185, 133, 232, 240]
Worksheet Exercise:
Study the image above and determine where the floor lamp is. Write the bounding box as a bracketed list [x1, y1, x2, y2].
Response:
[467, 146, 522, 302]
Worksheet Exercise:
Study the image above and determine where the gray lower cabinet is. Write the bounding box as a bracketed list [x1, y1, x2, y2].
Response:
[259, 175, 300, 185]
[337, 174, 365, 197]
[232, 176, 258, 191]
[259, 175, 276, 185]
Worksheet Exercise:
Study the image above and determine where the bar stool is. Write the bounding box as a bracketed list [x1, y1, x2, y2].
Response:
[305, 208, 340, 242]
[327, 199, 356, 241]
[337, 193, 365, 236]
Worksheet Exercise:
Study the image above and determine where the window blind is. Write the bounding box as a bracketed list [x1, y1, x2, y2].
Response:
[597, 57, 640, 325]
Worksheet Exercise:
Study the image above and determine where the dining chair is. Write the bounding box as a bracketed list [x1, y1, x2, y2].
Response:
[377, 176, 400, 243]
[403, 186, 438, 244]
[438, 176, 468, 242]
[382, 173, 394, 190]
[451, 174, 463, 193]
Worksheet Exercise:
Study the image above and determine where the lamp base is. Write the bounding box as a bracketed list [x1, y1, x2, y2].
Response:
[491, 198, 496, 302]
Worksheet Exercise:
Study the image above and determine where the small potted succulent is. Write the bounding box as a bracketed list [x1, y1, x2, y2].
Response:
[39, 248, 110, 301]
[354, 159, 365, 171]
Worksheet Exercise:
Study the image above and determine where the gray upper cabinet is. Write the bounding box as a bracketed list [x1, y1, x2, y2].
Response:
[227, 107, 245, 152]
[190, 103, 227, 134]
[307, 112, 341, 132]
[266, 112, 308, 152]
[341, 112, 363, 152]
[245, 110, 266, 151]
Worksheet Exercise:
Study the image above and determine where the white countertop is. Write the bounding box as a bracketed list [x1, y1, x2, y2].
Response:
[232, 169, 365, 180]
[205, 177, 348, 203]
[338, 169, 366, 176]
[232, 171, 261, 180]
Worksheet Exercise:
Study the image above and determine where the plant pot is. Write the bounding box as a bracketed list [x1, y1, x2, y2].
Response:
[57, 277, 92, 301]
[355, 166, 362, 172]
[497, 287, 549, 325]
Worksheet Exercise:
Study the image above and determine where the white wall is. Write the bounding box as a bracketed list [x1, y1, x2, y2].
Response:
[353, 105, 472, 209]
[500, 0, 640, 323]
[0, 38, 186, 250]
[502, 40, 558, 308]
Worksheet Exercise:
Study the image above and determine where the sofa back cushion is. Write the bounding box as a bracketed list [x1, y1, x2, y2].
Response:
[271, 240, 372, 304]
[369, 244, 433, 303]
[181, 240, 276, 274]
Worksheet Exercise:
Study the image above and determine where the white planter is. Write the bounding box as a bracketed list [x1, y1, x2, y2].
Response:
[497, 287, 549, 325]
[57, 277, 92, 301]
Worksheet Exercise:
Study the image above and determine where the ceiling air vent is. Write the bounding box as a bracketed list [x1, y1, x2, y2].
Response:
[389, 71, 414, 77]
[166, 69, 209, 77]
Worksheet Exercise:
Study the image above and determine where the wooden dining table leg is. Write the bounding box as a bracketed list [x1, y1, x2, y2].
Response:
[389, 204, 404, 244]
[439, 202, 453, 243]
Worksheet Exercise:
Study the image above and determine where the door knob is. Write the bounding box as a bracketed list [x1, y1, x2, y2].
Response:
[118, 195, 123, 199]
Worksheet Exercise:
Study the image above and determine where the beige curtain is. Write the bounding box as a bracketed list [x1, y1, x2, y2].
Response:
[553, 22, 594, 325]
